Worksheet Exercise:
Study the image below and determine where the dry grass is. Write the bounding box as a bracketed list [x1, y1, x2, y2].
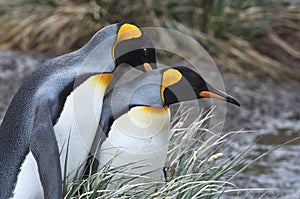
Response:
[0, 2, 102, 54]
[170, 2, 300, 81]
[0, 0, 299, 81]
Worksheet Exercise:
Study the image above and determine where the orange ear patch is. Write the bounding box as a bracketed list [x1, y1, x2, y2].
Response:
[161, 69, 182, 103]
[116, 23, 142, 45]
[112, 23, 142, 59]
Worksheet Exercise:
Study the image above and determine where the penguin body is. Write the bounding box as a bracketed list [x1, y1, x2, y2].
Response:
[0, 23, 156, 199]
[94, 66, 240, 188]
[99, 106, 170, 183]
[12, 75, 109, 199]
[1, 54, 86, 199]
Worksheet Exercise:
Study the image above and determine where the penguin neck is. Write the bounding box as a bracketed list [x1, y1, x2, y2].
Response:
[111, 106, 170, 138]
[53, 72, 114, 129]
[89, 73, 114, 90]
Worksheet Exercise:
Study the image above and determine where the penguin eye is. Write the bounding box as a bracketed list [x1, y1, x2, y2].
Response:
[143, 48, 149, 57]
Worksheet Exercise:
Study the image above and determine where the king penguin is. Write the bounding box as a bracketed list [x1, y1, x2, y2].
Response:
[93, 66, 240, 189]
[0, 23, 156, 199]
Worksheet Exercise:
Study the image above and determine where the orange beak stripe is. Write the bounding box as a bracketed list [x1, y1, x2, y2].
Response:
[144, 63, 153, 72]
[199, 91, 225, 100]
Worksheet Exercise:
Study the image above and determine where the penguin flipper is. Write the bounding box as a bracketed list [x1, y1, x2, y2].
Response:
[30, 105, 62, 199]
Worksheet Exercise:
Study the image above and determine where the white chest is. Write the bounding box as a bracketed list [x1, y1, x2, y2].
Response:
[54, 75, 106, 181]
[98, 107, 170, 181]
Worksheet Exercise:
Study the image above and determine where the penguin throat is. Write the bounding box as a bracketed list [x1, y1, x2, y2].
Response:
[125, 106, 170, 135]
[91, 73, 114, 90]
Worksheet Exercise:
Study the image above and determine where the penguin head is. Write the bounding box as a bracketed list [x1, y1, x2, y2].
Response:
[101, 66, 239, 136]
[127, 66, 239, 109]
[161, 67, 240, 106]
[113, 23, 157, 71]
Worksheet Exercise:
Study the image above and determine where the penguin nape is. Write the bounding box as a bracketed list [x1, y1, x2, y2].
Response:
[0, 23, 156, 199]
[92, 66, 240, 189]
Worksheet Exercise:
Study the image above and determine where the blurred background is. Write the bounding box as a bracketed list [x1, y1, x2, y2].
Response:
[0, 0, 299, 198]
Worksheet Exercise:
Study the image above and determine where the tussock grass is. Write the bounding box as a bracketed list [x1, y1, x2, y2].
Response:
[164, 1, 300, 81]
[62, 107, 267, 198]
[0, 0, 299, 81]
[0, 2, 102, 54]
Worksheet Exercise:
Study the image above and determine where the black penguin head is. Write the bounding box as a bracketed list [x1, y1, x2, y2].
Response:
[113, 23, 157, 71]
[161, 67, 240, 106]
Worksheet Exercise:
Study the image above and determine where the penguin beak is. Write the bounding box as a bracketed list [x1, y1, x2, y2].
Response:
[143, 62, 154, 72]
[199, 85, 240, 106]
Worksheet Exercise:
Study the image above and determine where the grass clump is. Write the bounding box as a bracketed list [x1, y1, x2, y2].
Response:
[62, 107, 265, 198]
[0, 1, 101, 54]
